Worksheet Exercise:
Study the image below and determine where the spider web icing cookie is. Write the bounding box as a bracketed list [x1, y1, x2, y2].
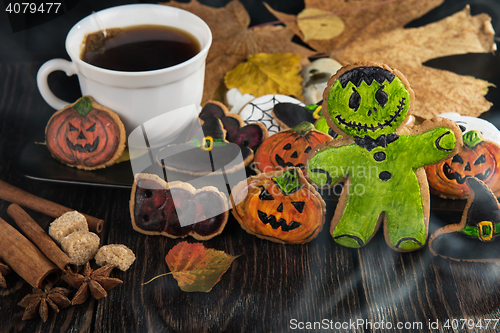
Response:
[238, 95, 304, 136]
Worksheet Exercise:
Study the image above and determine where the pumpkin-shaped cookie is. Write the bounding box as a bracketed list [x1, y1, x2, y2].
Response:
[254, 121, 331, 173]
[231, 168, 326, 244]
[45, 96, 126, 170]
[130, 173, 229, 240]
[425, 130, 500, 199]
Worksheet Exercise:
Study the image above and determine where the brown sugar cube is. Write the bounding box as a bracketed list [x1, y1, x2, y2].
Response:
[94, 244, 136, 271]
[48, 211, 88, 245]
[61, 231, 100, 266]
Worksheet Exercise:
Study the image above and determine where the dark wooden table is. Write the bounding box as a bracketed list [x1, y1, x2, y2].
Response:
[1, 1, 500, 332]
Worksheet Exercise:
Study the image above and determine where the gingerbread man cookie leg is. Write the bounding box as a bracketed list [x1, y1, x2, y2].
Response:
[330, 178, 384, 248]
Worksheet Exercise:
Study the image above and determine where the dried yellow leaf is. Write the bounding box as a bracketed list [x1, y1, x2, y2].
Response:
[224, 53, 303, 98]
[297, 8, 344, 41]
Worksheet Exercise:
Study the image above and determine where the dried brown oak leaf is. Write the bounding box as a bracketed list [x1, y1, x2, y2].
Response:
[18, 285, 71, 322]
[162, 0, 315, 102]
[265, 0, 496, 119]
[0, 262, 11, 288]
[63, 262, 122, 305]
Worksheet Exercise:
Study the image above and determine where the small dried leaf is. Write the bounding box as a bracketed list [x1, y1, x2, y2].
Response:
[166, 241, 238, 292]
[297, 8, 344, 41]
[225, 53, 303, 98]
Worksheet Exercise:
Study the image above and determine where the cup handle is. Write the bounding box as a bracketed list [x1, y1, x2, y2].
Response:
[37, 59, 78, 110]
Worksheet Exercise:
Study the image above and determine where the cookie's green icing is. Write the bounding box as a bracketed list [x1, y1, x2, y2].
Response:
[305, 104, 322, 115]
[463, 130, 483, 148]
[314, 117, 329, 134]
[73, 96, 93, 117]
[292, 121, 315, 135]
[188, 138, 226, 148]
[328, 76, 410, 139]
[308, 126, 456, 250]
[272, 169, 301, 195]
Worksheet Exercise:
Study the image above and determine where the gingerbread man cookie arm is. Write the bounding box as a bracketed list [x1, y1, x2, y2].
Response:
[307, 140, 357, 188]
[405, 118, 463, 168]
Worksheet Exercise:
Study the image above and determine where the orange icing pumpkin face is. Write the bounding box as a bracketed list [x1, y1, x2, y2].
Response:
[425, 130, 500, 199]
[65, 116, 102, 153]
[232, 168, 326, 244]
[254, 121, 331, 173]
[45, 96, 126, 170]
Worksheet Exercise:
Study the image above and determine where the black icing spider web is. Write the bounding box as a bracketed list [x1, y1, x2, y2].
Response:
[240, 95, 283, 135]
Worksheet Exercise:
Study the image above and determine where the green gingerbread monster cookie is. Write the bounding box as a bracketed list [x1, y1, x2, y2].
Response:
[307, 62, 463, 252]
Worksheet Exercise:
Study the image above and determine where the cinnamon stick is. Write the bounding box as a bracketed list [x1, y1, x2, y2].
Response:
[0, 179, 103, 233]
[0, 217, 60, 288]
[8, 204, 78, 274]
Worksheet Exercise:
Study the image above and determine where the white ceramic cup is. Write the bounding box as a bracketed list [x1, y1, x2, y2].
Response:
[37, 4, 212, 134]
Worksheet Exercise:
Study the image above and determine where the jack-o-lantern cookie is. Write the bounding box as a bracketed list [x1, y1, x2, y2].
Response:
[307, 62, 462, 252]
[254, 121, 331, 174]
[130, 173, 229, 240]
[425, 130, 500, 199]
[45, 96, 126, 170]
[231, 168, 326, 244]
[429, 177, 500, 262]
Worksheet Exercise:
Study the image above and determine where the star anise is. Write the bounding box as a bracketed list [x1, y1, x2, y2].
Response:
[18, 285, 71, 322]
[63, 262, 122, 305]
[0, 262, 11, 288]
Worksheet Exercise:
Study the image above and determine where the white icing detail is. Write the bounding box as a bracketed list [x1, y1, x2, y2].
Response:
[238, 95, 304, 136]
[225, 88, 255, 114]
[438, 112, 500, 144]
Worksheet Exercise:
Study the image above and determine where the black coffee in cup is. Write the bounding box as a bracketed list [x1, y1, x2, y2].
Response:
[81, 24, 201, 72]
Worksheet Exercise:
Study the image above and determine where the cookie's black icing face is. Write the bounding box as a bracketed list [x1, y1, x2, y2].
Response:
[327, 66, 411, 138]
